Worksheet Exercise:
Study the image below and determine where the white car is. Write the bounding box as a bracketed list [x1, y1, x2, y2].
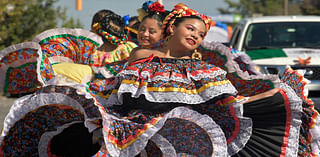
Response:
[229, 16, 320, 104]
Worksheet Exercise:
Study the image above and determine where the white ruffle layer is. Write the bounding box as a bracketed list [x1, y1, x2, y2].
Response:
[105, 67, 238, 105]
[103, 107, 229, 157]
[201, 41, 281, 92]
[280, 83, 303, 157]
[0, 84, 102, 147]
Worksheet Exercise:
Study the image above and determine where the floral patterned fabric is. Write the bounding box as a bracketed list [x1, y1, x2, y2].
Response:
[34, 28, 136, 87]
[33, 28, 103, 85]
[0, 42, 41, 95]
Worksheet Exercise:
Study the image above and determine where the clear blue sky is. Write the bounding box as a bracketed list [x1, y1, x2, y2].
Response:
[55, 0, 231, 30]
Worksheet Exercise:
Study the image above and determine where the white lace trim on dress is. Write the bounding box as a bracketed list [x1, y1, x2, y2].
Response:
[103, 107, 228, 157]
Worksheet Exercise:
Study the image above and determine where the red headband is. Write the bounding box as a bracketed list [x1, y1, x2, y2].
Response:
[162, 3, 212, 36]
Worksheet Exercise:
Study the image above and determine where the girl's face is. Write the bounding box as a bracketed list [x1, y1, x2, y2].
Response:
[170, 18, 206, 51]
[137, 18, 162, 48]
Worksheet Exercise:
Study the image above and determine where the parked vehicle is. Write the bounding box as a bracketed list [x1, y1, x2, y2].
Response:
[229, 16, 320, 106]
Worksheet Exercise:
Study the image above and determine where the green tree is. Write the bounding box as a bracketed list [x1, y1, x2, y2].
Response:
[57, 7, 83, 28]
[301, 0, 320, 15]
[0, 0, 83, 50]
[219, 0, 302, 18]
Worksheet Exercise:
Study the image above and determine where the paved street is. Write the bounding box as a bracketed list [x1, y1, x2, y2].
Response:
[0, 96, 16, 131]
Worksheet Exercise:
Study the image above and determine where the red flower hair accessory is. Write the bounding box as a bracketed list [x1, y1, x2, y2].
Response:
[149, 1, 165, 13]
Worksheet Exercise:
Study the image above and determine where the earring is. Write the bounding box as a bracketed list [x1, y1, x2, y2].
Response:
[164, 35, 172, 46]
[192, 49, 202, 60]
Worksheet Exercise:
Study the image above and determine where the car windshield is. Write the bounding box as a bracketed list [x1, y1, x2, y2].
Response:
[244, 22, 320, 50]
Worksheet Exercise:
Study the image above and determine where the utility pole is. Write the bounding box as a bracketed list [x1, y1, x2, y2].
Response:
[284, 0, 288, 15]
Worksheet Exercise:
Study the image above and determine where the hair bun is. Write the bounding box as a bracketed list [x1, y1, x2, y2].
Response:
[101, 14, 127, 38]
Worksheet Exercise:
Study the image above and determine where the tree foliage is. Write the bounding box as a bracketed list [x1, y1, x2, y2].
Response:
[0, 0, 83, 50]
[219, 0, 303, 18]
[300, 0, 320, 15]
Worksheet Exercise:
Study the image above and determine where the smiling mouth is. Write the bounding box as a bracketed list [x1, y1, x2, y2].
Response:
[186, 38, 196, 45]
[139, 38, 150, 42]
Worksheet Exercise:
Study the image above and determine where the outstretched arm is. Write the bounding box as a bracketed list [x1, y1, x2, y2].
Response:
[244, 88, 285, 104]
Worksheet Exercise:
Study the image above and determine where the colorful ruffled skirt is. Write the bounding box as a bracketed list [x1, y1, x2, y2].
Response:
[92, 57, 302, 156]
[0, 85, 101, 156]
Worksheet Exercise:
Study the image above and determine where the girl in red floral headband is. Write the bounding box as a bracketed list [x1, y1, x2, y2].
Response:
[134, 1, 170, 49]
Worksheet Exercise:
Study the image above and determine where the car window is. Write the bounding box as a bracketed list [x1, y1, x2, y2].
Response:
[230, 25, 240, 47]
[244, 22, 320, 50]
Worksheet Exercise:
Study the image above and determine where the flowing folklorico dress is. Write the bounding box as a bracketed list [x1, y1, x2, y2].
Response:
[0, 84, 102, 156]
[0, 28, 137, 156]
[33, 28, 103, 86]
[33, 27, 137, 110]
[89, 41, 320, 156]
[31, 27, 136, 86]
[0, 28, 104, 156]
[90, 52, 303, 156]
